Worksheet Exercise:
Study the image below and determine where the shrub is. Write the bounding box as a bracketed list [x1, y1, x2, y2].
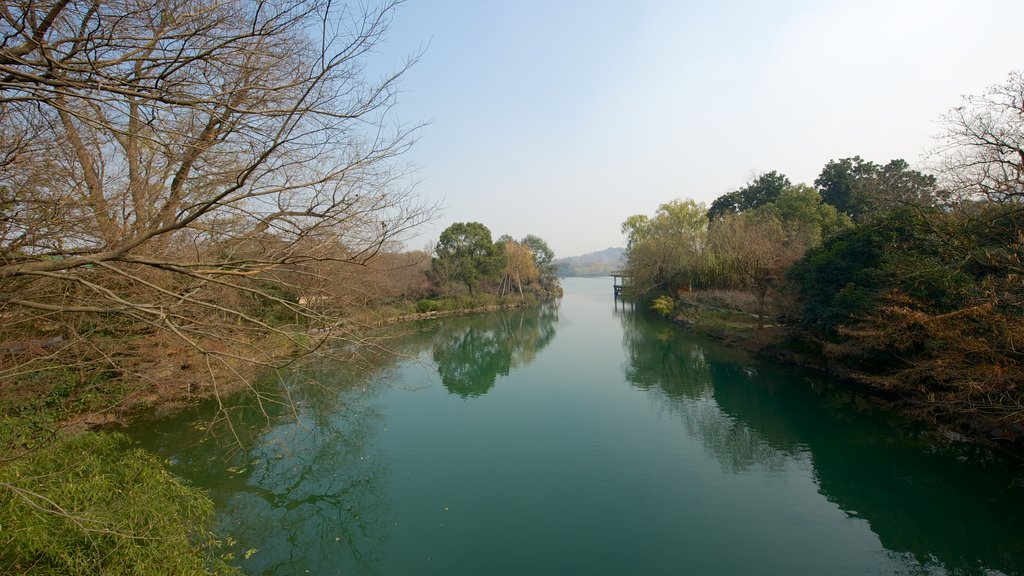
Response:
[0, 431, 236, 575]
[417, 299, 442, 313]
[650, 295, 676, 317]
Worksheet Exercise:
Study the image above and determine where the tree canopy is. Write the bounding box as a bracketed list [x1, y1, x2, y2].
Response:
[749, 184, 852, 247]
[621, 199, 707, 294]
[814, 157, 938, 221]
[434, 222, 503, 294]
[707, 171, 792, 221]
[0, 0, 435, 392]
[431, 225, 558, 297]
[521, 234, 557, 288]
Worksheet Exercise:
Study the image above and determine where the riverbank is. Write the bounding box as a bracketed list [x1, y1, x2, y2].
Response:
[0, 291, 558, 574]
[376, 292, 557, 326]
[3, 292, 560, 440]
[0, 286, 561, 573]
[653, 293, 1023, 450]
[120, 276, 1024, 575]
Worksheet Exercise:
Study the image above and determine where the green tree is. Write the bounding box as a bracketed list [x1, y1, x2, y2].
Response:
[622, 199, 707, 295]
[700, 184, 846, 298]
[750, 184, 852, 246]
[621, 214, 652, 250]
[434, 222, 502, 294]
[815, 157, 937, 221]
[875, 159, 941, 212]
[520, 234, 554, 267]
[521, 234, 557, 288]
[707, 171, 791, 221]
[788, 205, 1024, 432]
[814, 157, 875, 219]
[656, 198, 709, 235]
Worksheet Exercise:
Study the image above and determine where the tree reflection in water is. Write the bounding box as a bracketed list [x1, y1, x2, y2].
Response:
[619, 308, 1024, 576]
[127, 364, 394, 575]
[427, 301, 559, 398]
[126, 301, 560, 574]
[126, 294, 1024, 576]
[620, 310, 795, 474]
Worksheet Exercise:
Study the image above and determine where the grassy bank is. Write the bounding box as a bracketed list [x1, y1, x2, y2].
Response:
[0, 347, 248, 574]
[0, 428, 238, 575]
[378, 291, 560, 324]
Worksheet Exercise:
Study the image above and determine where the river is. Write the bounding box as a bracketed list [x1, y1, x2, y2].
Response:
[125, 277, 1024, 575]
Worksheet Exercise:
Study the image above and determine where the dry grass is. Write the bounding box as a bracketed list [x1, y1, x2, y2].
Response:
[677, 289, 760, 315]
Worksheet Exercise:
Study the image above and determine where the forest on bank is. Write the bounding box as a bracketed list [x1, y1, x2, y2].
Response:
[620, 72, 1024, 442]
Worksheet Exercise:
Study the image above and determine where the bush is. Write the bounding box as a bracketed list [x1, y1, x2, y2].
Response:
[787, 205, 1024, 434]
[417, 299, 443, 313]
[0, 431, 236, 575]
[650, 295, 676, 317]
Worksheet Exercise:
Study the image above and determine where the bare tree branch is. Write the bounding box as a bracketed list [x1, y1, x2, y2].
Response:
[0, 0, 436, 424]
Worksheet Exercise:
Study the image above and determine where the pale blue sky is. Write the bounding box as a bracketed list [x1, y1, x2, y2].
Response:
[372, 0, 1024, 257]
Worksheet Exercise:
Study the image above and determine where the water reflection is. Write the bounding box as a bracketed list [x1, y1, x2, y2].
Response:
[123, 284, 1024, 576]
[126, 302, 560, 574]
[426, 302, 559, 398]
[620, 309, 1024, 576]
[620, 311, 794, 473]
[128, 365, 393, 575]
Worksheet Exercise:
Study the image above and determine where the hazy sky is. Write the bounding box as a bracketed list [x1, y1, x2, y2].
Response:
[371, 0, 1024, 258]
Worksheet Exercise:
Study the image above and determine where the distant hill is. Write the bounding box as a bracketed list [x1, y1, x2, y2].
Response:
[555, 247, 625, 277]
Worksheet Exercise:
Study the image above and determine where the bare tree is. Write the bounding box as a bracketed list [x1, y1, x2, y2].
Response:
[0, 0, 434, 409]
[934, 71, 1024, 202]
[707, 214, 807, 327]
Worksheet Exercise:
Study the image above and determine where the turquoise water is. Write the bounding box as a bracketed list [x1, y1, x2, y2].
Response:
[126, 277, 1024, 575]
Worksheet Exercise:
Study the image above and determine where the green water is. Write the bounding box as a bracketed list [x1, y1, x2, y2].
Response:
[125, 277, 1024, 575]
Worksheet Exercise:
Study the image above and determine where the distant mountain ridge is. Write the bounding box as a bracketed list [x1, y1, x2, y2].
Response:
[555, 247, 625, 277]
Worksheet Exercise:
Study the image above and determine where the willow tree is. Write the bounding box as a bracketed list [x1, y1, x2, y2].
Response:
[0, 1, 432, 403]
[499, 240, 537, 298]
[621, 199, 707, 296]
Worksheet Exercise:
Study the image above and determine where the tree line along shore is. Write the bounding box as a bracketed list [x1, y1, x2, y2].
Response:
[618, 73, 1024, 446]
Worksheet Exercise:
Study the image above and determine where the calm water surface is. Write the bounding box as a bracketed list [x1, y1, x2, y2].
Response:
[126, 277, 1024, 575]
